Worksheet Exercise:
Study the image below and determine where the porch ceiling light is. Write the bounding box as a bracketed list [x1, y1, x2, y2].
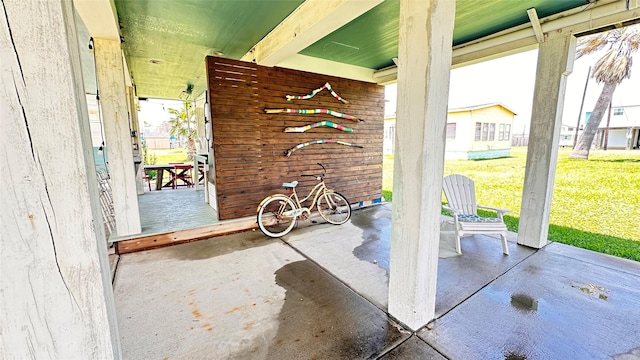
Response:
[527, 7, 545, 43]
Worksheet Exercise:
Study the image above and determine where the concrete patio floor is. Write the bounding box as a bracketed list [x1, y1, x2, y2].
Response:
[113, 203, 640, 359]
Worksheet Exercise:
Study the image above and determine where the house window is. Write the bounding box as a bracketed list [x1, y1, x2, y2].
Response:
[482, 123, 489, 141]
[489, 123, 496, 141]
[446, 123, 456, 140]
[475, 122, 482, 141]
[499, 124, 505, 141]
[504, 124, 511, 141]
[613, 107, 624, 116]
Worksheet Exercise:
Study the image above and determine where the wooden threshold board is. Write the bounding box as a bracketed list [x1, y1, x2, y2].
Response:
[115, 217, 258, 254]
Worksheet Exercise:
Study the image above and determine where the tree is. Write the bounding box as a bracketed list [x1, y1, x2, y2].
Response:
[570, 24, 640, 159]
[168, 101, 197, 160]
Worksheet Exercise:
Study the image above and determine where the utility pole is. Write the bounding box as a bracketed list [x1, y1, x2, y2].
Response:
[603, 100, 612, 150]
[573, 66, 591, 149]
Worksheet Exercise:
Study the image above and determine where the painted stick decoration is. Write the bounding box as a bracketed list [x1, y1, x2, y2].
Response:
[285, 139, 363, 157]
[286, 82, 349, 104]
[283, 121, 353, 133]
[265, 108, 361, 122]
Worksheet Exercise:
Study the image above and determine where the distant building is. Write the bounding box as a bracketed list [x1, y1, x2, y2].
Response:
[559, 124, 579, 147]
[384, 103, 516, 160]
[594, 104, 640, 150]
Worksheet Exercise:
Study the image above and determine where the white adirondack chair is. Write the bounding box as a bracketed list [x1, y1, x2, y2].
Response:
[442, 174, 510, 255]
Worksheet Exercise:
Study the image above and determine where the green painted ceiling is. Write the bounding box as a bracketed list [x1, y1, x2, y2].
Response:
[114, 0, 589, 100]
[114, 0, 305, 99]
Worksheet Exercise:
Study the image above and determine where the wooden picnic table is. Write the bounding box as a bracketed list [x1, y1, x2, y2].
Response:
[144, 163, 193, 190]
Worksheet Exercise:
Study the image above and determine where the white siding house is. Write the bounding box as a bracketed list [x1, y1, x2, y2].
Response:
[594, 104, 640, 150]
[559, 124, 579, 147]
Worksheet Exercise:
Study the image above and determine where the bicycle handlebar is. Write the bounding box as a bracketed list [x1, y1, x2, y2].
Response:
[300, 163, 326, 180]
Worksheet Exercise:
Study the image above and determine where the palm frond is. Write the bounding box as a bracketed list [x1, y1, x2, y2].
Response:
[167, 101, 197, 138]
[586, 24, 640, 85]
[576, 31, 610, 59]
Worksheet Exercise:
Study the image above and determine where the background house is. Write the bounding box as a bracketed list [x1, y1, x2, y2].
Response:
[593, 104, 640, 149]
[384, 102, 515, 160]
[560, 103, 640, 150]
[559, 124, 579, 147]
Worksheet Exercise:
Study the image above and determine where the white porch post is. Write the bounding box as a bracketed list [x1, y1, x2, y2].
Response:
[388, 0, 455, 330]
[1, 1, 120, 358]
[94, 38, 142, 236]
[518, 35, 576, 248]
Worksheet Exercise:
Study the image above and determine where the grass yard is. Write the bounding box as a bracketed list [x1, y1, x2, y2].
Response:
[383, 147, 640, 261]
[144, 148, 189, 164]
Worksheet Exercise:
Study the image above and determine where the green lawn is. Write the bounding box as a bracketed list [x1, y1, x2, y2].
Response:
[383, 148, 640, 261]
[144, 148, 189, 164]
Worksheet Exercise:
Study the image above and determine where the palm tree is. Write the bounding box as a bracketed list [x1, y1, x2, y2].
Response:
[570, 24, 640, 159]
[168, 101, 197, 160]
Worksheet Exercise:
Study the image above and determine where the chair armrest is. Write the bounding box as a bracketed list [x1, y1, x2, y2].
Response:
[442, 205, 460, 215]
[477, 205, 511, 219]
[442, 205, 460, 227]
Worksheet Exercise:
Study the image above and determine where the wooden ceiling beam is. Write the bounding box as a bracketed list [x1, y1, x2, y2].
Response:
[242, 0, 383, 67]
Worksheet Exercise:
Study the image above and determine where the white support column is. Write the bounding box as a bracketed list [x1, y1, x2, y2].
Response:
[518, 35, 576, 248]
[1, 1, 120, 358]
[388, 0, 455, 330]
[94, 38, 141, 236]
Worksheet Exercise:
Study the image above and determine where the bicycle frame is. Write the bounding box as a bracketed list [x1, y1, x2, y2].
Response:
[256, 163, 339, 220]
[288, 180, 331, 212]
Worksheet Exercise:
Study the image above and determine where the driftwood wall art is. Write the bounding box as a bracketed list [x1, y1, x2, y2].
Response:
[206, 56, 384, 220]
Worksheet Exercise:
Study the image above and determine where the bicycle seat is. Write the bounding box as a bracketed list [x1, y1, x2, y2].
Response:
[282, 181, 298, 188]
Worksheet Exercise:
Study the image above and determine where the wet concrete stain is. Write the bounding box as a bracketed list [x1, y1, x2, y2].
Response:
[571, 282, 609, 301]
[614, 347, 640, 359]
[167, 231, 279, 261]
[503, 352, 528, 360]
[235, 259, 408, 359]
[351, 206, 392, 276]
[510, 293, 538, 312]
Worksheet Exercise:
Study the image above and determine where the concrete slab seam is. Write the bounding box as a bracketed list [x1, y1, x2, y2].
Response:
[541, 245, 640, 278]
[374, 334, 451, 360]
[423, 245, 541, 325]
[111, 254, 120, 286]
[413, 335, 452, 360]
[416, 334, 453, 360]
[373, 335, 413, 359]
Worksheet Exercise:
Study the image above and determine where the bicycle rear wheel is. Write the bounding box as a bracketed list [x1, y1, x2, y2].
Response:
[317, 192, 351, 225]
[257, 196, 297, 237]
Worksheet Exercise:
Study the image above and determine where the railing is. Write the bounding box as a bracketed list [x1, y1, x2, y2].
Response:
[96, 169, 116, 238]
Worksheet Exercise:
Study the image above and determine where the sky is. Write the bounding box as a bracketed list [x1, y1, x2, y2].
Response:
[138, 99, 184, 126]
[385, 48, 640, 135]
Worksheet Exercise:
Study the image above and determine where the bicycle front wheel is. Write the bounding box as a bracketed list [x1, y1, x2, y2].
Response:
[257, 196, 297, 237]
[317, 192, 351, 225]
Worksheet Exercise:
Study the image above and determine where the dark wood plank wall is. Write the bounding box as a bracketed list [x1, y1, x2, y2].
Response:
[206, 56, 384, 220]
